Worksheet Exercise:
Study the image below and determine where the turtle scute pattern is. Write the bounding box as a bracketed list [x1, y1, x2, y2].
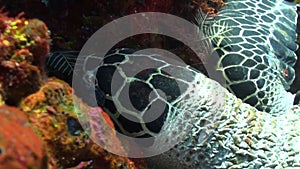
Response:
[94, 48, 221, 140]
[204, 0, 298, 113]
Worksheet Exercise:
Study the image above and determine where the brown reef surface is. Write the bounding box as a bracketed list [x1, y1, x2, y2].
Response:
[0, 105, 48, 169]
[0, 11, 50, 105]
[0, 9, 146, 169]
[20, 78, 142, 169]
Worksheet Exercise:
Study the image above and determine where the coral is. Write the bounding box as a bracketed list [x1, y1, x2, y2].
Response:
[0, 11, 50, 105]
[26, 19, 50, 68]
[0, 105, 48, 169]
[0, 0, 224, 51]
[0, 1, 298, 169]
[1, 14, 50, 69]
[20, 78, 142, 169]
[0, 7, 145, 169]
[197, 0, 224, 16]
[0, 61, 43, 105]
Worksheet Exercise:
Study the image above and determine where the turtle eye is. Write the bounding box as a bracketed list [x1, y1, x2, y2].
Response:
[67, 117, 84, 136]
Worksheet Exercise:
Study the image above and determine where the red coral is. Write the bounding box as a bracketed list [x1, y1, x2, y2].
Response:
[0, 105, 48, 169]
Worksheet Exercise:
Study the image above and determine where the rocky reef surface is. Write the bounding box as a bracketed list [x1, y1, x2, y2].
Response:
[0, 0, 299, 169]
[0, 11, 144, 169]
[0, 105, 48, 169]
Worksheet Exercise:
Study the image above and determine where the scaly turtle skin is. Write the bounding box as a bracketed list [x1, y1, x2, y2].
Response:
[46, 47, 222, 140]
[204, 0, 298, 113]
[147, 74, 300, 169]
[92, 48, 205, 138]
[45, 0, 300, 167]
[75, 49, 300, 168]
[46, 1, 299, 116]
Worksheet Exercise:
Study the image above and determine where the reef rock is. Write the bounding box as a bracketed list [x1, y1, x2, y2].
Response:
[0, 105, 48, 169]
[20, 78, 142, 169]
[0, 11, 50, 105]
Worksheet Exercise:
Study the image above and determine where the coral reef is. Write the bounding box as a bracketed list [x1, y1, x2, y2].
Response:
[0, 0, 224, 51]
[0, 14, 50, 70]
[0, 0, 299, 168]
[0, 11, 50, 105]
[0, 105, 48, 169]
[20, 78, 141, 169]
[0, 12, 54, 169]
[197, 0, 224, 15]
[0, 10, 145, 169]
[44, 0, 300, 168]
[0, 61, 43, 105]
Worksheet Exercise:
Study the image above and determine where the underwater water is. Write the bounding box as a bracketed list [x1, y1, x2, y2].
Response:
[0, 0, 300, 169]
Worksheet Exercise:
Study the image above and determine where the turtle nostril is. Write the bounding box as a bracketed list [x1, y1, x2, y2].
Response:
[67, 117, 84, 136]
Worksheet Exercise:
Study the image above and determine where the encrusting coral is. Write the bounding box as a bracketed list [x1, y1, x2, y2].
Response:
[0, 10, 54, 169]
[0, 11, 50, 105]
[1, 0, 300, 168]
[0, 105, 48, 169]
[0, 9, 145, 169]
[20, 78, 142, 169]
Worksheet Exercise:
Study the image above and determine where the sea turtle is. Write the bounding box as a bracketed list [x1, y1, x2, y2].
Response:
[46, 0, 300, 168]
[203, 0, 299, 114]
[46, 0, 299, 134]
